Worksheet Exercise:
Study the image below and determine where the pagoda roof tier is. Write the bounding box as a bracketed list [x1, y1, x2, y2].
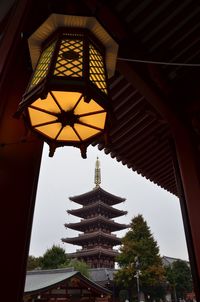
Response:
[69, 187, 125, 206]
[68, 247, 119, 258]
[67, 201, 127, 219]
[65, 215, 128, 232]
[62, 231, 121, 246]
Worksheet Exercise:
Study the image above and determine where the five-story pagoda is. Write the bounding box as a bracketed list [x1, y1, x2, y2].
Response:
[62, 158, 128, 268]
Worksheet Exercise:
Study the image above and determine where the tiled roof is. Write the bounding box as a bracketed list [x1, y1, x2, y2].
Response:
[90, 268, 117, 282]
[65, 215, 128, 232]
[67, 201, 127, 219]
[25, 269, 77, 293]
[68, 247, 119, 258]
[162, 255, 190, 267]
[69, 186, 126, 206]
[24, 268, 111, 295]
[62, 230, 121, 246]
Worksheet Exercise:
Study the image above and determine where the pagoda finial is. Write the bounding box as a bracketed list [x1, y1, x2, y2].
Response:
[94, 157, 101, 187]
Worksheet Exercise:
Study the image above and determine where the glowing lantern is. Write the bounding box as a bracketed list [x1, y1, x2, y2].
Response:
[17, 15, 118, 157]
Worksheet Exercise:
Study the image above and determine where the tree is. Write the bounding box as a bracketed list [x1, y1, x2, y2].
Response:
[115, 214, 165, 301]
[26, 255, 42, 271]
[66, 259, 90, 278]
[165, 260, 193, 300]
[40, 245, 68, 269]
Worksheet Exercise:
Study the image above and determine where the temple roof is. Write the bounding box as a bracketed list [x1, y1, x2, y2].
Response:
[89, 268, 117, 287]
[68, 247, 119, 258]
[69, 186, 126, 206]
[62, 231, 121, 246]
[67, 201, 127, 218]
[65, 215, 128, 232]
[24, 268, 111, 295]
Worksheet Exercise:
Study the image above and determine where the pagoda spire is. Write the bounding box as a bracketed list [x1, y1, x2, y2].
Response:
[94, 157, 101, 187]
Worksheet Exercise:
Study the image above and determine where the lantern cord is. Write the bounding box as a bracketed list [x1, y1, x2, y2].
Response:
[117, 57, 200, 67]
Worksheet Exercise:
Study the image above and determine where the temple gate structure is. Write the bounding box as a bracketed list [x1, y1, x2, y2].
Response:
[2, 1, 200, 301]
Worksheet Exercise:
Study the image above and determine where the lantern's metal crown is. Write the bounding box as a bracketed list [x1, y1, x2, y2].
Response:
[27, 14, 118, 78]
[17, 15, 118, 158]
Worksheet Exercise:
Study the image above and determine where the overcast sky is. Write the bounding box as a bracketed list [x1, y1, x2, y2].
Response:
[29, 143, 189, 261]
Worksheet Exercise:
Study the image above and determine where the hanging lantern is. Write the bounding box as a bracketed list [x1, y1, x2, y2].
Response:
[17, 15, 118, 158]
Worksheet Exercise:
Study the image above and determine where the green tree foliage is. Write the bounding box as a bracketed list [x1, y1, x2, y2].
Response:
[66, 259, 90, 278]
[165, 260, 193, 300]
[26, 255, 42, 271]
[40, 245, 68, 269]
[28, 245, 89, 279]
[115, 214, 165, 301]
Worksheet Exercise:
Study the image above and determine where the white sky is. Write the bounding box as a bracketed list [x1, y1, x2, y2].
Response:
[29, 143, 189, 261]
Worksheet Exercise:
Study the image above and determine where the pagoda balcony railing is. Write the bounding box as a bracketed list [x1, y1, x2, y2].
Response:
[78, 231, 117, 237]
[80, 214, 115, 222]
[73, 200, 126, 211]
[76, 247, 119, 252]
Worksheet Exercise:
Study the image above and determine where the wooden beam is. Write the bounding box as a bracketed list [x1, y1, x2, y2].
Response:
[116, 61, 177, 126]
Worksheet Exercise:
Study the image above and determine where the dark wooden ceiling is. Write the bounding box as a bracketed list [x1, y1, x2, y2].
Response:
[2, 0, 200, 196]
[88, 0, 200, 196]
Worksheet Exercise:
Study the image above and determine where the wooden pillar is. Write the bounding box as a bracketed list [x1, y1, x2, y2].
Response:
[116, 60, 200, 298]
[0, 51, 43, 302]
[172, 126, 200, 300]
[0, 1, 43, 301]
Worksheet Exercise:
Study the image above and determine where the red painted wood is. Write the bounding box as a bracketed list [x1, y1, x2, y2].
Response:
[0, 1, 43, 302]
[173, 127, 200, 299]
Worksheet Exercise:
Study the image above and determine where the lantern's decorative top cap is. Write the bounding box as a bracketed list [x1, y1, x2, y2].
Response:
[28, 14, 118, 78]
[94, 157, 101, 188]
